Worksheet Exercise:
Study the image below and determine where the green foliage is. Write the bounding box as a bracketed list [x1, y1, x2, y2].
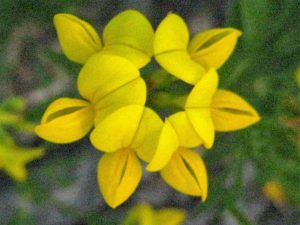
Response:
[86, 210, 119, 225]
[7, 208, 36, 225]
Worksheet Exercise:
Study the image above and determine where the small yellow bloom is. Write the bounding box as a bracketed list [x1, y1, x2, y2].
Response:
[146, 112, 208, 201]
[154, 13, 241, 84]
[185, 69, 260, 148]
[90, 105, 163, 208]
[54, 10, 154, 68]
[145, 69, 260, 199]
[123, 203, 186, 225]
[35, 54, 146, 143]
[0, 132, 44, 182]
[263, 181, 286, 206]
[146, 68, 259, 171]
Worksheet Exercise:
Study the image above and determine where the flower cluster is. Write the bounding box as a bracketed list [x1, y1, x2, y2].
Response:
[35, 10, 260, 208]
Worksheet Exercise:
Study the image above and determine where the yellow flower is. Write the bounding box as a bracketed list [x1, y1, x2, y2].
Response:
[154, 13, 241, 84]
[146, 68, 259, 169]
[263, 181, 286, 206]
[184, 68, 260, 148]
[54, 10, 154, 68]
[146, 112, 208, 201]
[0, 131, 44, 182]
[123, 203, 186, 225]
[35, 54, 146, 143]
[144, 69, 260, 199]
[90, 105, 164, 208]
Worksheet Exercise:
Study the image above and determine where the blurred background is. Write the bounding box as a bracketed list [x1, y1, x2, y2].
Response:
[0, 0, 299, 224]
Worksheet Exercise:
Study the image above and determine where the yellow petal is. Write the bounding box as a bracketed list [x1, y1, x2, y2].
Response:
[211, 89, 260, 131]
[40, 98, 90, 124]
[101, 45, 151, 69]
[103, 10, 154, 68]
[123, 203, 155, 225]
[160, 148, 203, 196]
[185, 68, 219, 108]
[98, 150, 142, 208]
[90, 105, 144, 152]
[92, 106, 161, 159]
[77, 54, 140, 102]
[188, 28, 242, 69]
[153, 13, 205, 84]
[185, 109, 214, 149]
[168, 112, 202, 148]
[155, 51, 206, 85]
[180, 148, 208, 201]
[131, 108, 164, 162]
[154, 13, 189, 55]
[186, 109, 215, 149]
[146, 119, 179, 172]
[93, 77, 146, 125]
[155, 208, 186, 225]
[184, 69, 218, 148]
[35, 98, 94, 143]
[53, 14, 102, 64]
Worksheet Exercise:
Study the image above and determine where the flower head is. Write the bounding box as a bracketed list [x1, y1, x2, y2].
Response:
[54, 10, 154, 68]
[154, 13, 241, 84]
[34, 9, 261, 209]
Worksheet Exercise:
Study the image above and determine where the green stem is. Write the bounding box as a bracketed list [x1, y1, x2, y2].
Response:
[228, 205, 255, 225]
[223, 59, 250, 88]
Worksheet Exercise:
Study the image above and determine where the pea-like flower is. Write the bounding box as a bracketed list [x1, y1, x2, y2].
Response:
[144, 69, 260, 199]
[154, 13, 241, 84]
[90, 105, 163, 208]
[35, 54, 146, 143]
[184, 68, 260, 148]
[146, 111, 208, 201]
[54, 10, 154, 68]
